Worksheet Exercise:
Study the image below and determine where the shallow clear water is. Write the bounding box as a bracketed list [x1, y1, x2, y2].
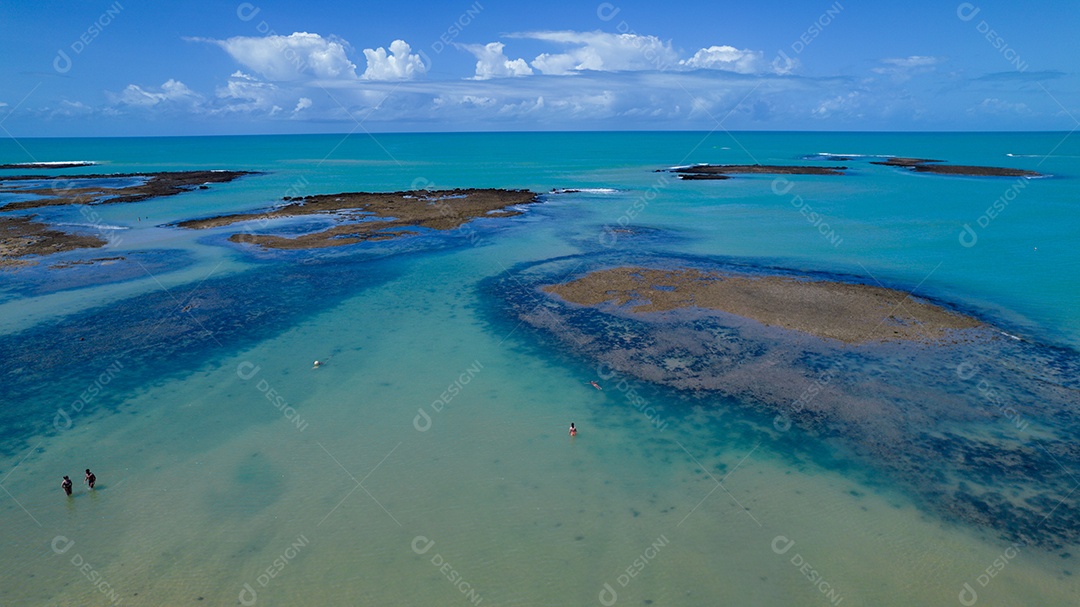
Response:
[0, 132, 1077, 605]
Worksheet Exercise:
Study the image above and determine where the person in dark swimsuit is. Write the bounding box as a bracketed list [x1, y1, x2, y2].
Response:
[61, 475, 73, 496]
[569, 423, 577, 437]
[84, 469, 96, 489]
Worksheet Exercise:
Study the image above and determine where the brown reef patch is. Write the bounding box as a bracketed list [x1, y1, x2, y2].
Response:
[0, 215, 107, 268]
[0, 170, 256, 211]
[543, 266, 981, 344]
[0, 170, 254, 262]
[870, 157, 1041, 177]
[177, 188, 540, 250]
[664, 164, 847, 180]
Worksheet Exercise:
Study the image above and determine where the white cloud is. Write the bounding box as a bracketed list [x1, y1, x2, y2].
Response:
[111, 79, 203, 108]
[969, 98, 1030, 114]
[434, 94, 498, 108]
[513, 31, 679, 74]
[460, 42, 532, 80]
[499, 96, 545, 116]
[199, 33, 429, 83]
[680, 45, 775, 74]
[294, 97, 313, 113]
[813, 91, 863, 118]
[215, 73, 280, 114]
[361, 40, 427, 80]
[881, 56, 940, 68]
[201, 32, 357, 81]
[872, 55, 942, 81]
[49, 100, 93, 118]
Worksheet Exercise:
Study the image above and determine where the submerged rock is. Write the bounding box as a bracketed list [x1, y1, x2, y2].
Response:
[484, 253, 1080, 549]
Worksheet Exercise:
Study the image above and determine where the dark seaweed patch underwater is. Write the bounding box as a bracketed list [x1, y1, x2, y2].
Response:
[480, 251, 1080, 551]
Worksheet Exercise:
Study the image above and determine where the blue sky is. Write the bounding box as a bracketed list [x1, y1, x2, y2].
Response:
[1, 0, 1077, 136]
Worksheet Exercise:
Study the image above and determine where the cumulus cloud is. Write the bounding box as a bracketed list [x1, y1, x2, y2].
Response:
[294, 97, 313, 112]
[50, 100, 94, 117]
[201, 32, 357, 81]
[215, 72, 282, 114]
[460, 42, 532, 79]
[110, 79, 203, 108]
[499, 96, 545, 115]
[362, 40, 427, 80]
[511, 31, 679, 74]
[680, 45, 775, 74]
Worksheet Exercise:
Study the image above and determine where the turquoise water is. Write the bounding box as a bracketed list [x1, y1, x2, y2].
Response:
[1, 132, 1077, 605]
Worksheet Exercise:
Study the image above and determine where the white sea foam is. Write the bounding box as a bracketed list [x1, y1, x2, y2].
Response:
[664, 163, 711, 171]
[6, 160, 97, 167]
[810, 152, 893, 159]
[1006, 153, 1080, 158]
[54, 222, 130, 230]
[550, 188, 619, 194]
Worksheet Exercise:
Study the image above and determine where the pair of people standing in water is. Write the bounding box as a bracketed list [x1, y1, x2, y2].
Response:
[61, 469, 96, 496]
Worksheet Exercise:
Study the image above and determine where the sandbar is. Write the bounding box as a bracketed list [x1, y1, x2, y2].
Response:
[543, 266, 980, 344]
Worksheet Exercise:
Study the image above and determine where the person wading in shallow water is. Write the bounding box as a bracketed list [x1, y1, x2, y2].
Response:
[61, 475, 73, 496]
[569, 423, 577, 437]
[84, 469, 96, 489]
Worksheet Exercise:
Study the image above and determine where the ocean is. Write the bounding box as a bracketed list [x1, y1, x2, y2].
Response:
[1, 131, 1077, 605]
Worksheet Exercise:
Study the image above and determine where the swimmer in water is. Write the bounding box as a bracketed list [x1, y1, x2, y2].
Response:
[61, 475, 73, 496]
[590, 381, 602, 390]
[569, 423, 577, 437]
[84, 469, 96, 489]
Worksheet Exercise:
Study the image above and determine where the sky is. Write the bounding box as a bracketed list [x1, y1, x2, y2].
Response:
[1, 0, 1077, 136]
